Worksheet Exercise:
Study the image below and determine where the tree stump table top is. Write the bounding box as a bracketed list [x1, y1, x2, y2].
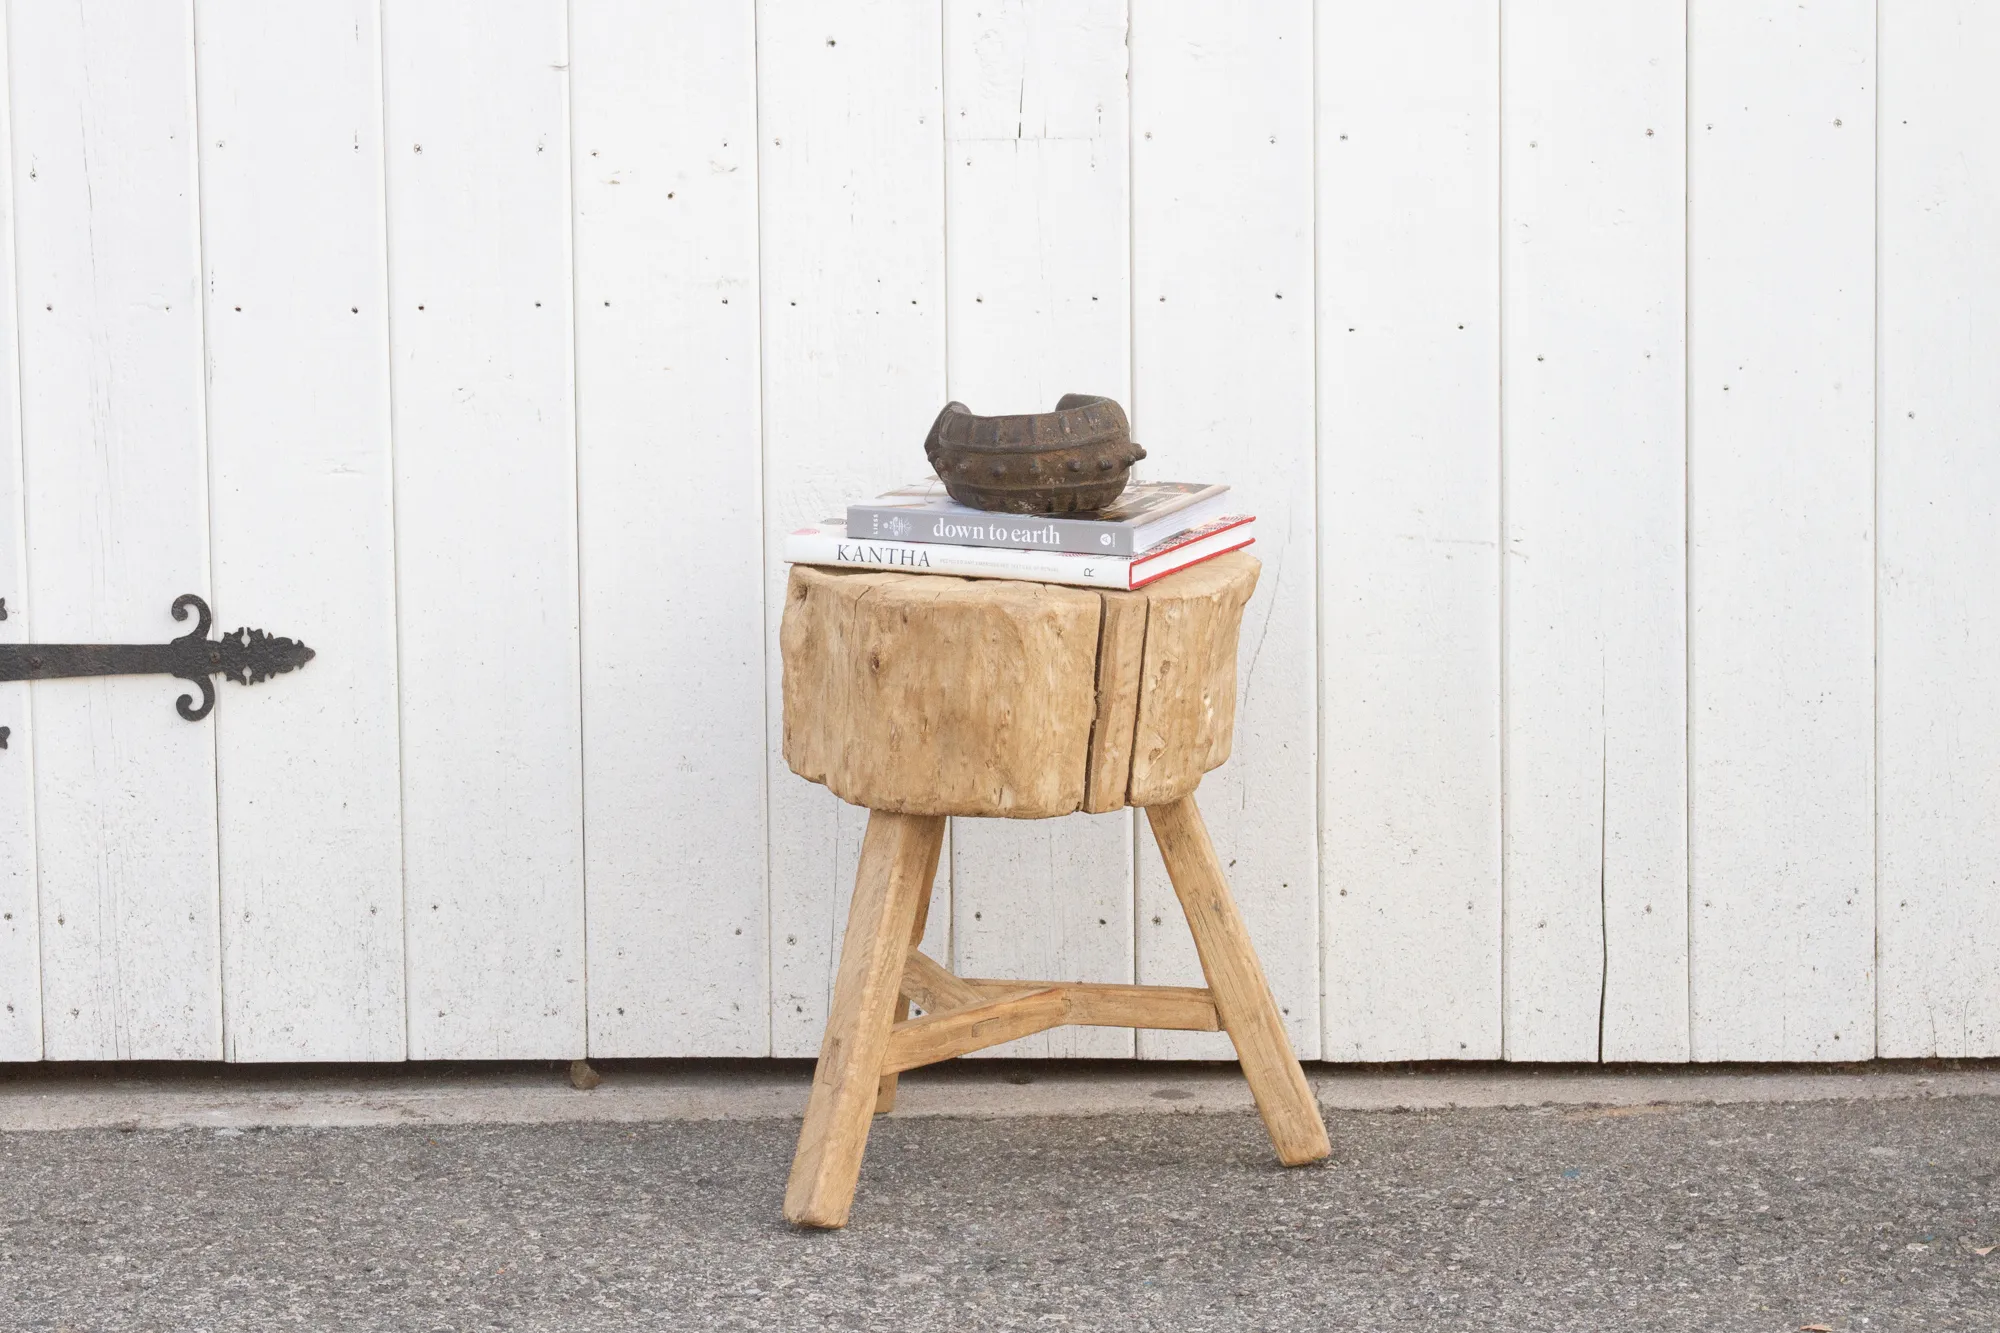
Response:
[781, 552, 1259, 817]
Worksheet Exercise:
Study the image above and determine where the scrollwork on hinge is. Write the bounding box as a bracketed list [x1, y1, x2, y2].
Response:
[0, 594, 313, 725]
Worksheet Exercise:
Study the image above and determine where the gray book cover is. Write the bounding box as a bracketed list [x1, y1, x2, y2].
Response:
[847, 478, 1229, 556]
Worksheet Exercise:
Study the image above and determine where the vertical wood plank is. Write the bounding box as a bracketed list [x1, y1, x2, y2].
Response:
[196, 0, 405, 1061]
[942, 0, 1135, 1058]
[1128, 0, 1317, 1060]
[572, 1, 766, 1057]
[1876, 1, 2000, 1058]
[758, 0, 949, 1057]
[1317, 0, 1502, 1060]
[11, 0, 221, 1060]
[949, 807, 1128, 1060]
[383, 0, 585, 1058]
[1499, 0, 1689, 1062]
[0, 19, 36, 1061]
[1687, 0, 1876, 1061]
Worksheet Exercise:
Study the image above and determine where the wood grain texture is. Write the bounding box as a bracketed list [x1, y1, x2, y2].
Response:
[1317, 0, 1503, 1061]
[874, 843, 943, 1112]
[1056, 982, 1216, 1032]
[1500, 0, 1689, 1062]
[960, 978, 1221, 1032]
[384, 0, 585, 1059]
[1128, 0, 1318, 1065]
[941, 0, 1137, 1061]
[781, 567, 1102, 818]
[1687, 0, 1876, 1061]
[881, 986, 1067, 1073]
[902, 953, 1219, 1033]
[1876, 0, 2000, 1058]
[758, 0, 951, 1058]
[1126, 556, 1258, 807]
[782, 555, 1258, 818]
[1080, 590, 1147, 815]
[196, 0, 406, 1062]
[12, 0, 222, 1059]
[573, 0, 767, 1058]
[1147, 797, 1329, 1165]
[782, 560, 1256, 1066]
[785, 811, 943, 1228]
[899, 949, 985, 1015]
[0, 22, 35, 1061]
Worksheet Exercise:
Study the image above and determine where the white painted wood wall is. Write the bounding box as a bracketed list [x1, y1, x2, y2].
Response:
[0, 0, 1994, 1064]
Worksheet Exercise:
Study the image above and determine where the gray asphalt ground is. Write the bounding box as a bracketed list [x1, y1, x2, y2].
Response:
[4, 1082, 1996, 1332]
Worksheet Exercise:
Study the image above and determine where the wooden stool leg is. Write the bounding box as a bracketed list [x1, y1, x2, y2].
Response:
[784, 810, 946, 1228]
[1147, 796, 1331, 1166]
[874, 831, 941, 1116]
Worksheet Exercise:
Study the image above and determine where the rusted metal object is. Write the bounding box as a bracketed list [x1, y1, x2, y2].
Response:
[924, 394, 1145, 514]
[0, 594, 313, 722]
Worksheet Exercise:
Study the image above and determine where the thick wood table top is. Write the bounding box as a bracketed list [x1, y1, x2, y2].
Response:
[780, 552, 1258, 818]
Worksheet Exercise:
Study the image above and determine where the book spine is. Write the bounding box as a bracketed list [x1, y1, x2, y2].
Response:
[845, 505, 1136, 556]
[784, 530, 1130, 589]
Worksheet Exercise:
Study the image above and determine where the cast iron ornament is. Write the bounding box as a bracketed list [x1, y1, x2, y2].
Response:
[924, 394, 1146, 515]
[0, 594, 313, 722]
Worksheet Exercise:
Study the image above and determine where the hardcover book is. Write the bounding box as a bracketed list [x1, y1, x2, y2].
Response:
[784, 514, 1255, 591]
[847, 477, 1231, 556]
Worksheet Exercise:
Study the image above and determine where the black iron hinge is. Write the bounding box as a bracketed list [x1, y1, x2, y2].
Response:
[0, 594, 313, 725]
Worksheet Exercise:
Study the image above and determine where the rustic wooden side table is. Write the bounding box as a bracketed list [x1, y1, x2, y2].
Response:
[778, 552, 1330, 1228]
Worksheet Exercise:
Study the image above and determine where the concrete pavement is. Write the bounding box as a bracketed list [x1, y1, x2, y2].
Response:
[3, 1062, 1997, 1330]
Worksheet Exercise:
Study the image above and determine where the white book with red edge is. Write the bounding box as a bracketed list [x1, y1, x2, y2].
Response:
[784, 513, 1255, 590]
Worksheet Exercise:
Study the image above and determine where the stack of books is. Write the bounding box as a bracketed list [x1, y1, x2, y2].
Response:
[784, 478, 1254, 591]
